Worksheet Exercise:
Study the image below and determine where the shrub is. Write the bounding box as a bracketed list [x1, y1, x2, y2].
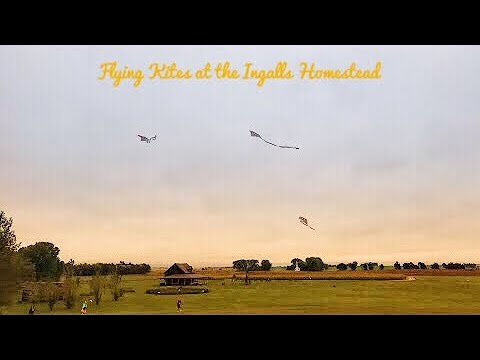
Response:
[109, 274, 124, 301]
[46, 283, 58, 311]
[89, 274, 105, 305]
[63, 276, 79, 309]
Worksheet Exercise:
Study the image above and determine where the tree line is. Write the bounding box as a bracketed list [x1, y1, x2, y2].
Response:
[69, 261, 151, 276]
[394, 261, 477, 270]
[232, 256, 478, 276]
[0, 210, 151, 311]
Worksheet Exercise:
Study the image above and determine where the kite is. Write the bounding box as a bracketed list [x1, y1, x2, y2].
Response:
[250, 130, 299, 149]
[299, 216, 315, 230]
[138, 134, 157, 143]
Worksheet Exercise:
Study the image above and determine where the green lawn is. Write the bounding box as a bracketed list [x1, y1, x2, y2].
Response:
[4, 275, 480, 314]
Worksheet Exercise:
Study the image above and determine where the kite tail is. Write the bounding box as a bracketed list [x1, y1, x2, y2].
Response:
[261, 138, 279, 147]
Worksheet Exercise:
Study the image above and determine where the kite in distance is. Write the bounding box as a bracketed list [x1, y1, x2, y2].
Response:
[250, 130, 299, 149]
[138, 134, 157, 143]
[299, 216, 315, 230]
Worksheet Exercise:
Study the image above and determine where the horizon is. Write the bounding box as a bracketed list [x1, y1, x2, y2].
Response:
[2, 45, 480, 266]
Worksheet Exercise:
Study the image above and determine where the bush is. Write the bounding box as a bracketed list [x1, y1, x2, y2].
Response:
[46, 283, 58, 311]
[379, 264, 384, 270]
[63, 276, 79, 309]
[430, 263, 440, 270]
[146, 287, 208, 295]
[89, 274, 105, 305]
[109, 274, 124, 301]
[394, 261, 401, 270]
[336, 263, 348, 271]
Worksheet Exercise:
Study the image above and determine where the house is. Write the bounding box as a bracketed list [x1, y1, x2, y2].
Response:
[161, 263, 208, 286]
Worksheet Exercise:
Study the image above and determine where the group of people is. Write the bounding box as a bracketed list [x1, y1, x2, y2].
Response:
[27, 292, 184, 314]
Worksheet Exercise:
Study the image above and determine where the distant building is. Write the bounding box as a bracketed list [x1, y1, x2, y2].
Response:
[294, 261, 300, 272]
[161, 263, 208, 286]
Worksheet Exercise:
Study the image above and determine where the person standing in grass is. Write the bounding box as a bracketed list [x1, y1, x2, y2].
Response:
[28, 303, 35, 315]
[176, 288, 183, 312]
[81, 300, 88, 315]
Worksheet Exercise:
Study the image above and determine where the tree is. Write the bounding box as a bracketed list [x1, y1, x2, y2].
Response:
[45, 282, 58, 311]
[394, 261, 401, 270]
[347, 261, 358, 271]
[63, 275, 79, 309]
[418, 262, 427, 270]
[336, 263, 348, 271]
[232, 259, 259, 284]
[443, 262, 465, 270]
[379, 264, 384, 270]
[0, 254, 18, 307]
[260, 260, 272, 271]
[64, 259, 75, 277]
[109, 273, 124, 301]
[19, 242, 64, 281]
[286, 258, 305, 271]
[360, 263, 368, 271]
[89, 274, 105, 305]
[430, 262, 440, 270]
[0, 211, 26, 308]
[304, 257, 324, 271]
[368, 262, 375, 270]
[0, 210, 20, 255]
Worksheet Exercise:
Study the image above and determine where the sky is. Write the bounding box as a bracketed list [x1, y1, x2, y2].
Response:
[1, 45, 480, 267]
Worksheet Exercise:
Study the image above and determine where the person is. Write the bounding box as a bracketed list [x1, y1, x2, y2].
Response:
[81, 300, 88, 315]
[176, 298, 182, 312]
[28, 304, 35, 315]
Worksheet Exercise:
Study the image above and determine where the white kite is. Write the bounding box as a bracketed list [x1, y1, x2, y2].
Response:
[299, 216, 315, 230]
[138, 134, 157, 143]
[250, 130, 299, 149]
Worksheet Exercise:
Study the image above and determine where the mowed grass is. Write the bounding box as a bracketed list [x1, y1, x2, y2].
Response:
[5, 275, 480, 314]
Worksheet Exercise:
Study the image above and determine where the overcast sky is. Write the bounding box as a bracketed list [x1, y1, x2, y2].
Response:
[1, 45, 480, 266]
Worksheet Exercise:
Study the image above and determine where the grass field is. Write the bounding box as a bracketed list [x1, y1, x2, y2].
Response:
[4, 273, 480, 314]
